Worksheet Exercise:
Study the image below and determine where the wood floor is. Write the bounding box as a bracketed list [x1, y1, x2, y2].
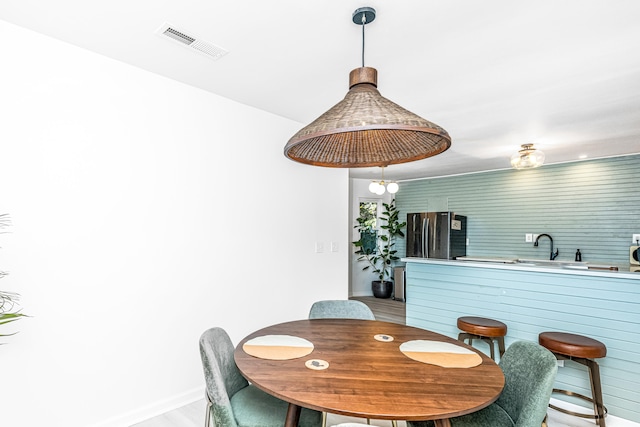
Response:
[132, 397, 633, 427]
[131, 399, 402, 427]
[349, 295, 406, 324]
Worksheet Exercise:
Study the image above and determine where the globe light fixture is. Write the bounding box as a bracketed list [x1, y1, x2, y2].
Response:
[511, 144, 545, 169]
[386, 182, 399, 194]
[368, 167, 399, 195]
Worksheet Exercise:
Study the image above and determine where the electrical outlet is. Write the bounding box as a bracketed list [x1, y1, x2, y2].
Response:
[525, 233, 533, 242]
[315, 242, 324, 253]
[331, 242, 339, 252]
[533, 234, 539, 241]
[557, 360, 564, 368]
[633, 234, 640, 244]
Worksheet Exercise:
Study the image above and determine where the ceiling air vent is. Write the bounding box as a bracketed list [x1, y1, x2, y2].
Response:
[156, 23, 228, 61]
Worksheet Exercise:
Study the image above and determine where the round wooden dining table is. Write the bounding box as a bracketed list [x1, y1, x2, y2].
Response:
[234, 319, 504, 427]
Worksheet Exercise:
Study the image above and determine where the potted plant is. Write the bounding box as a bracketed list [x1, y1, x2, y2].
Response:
[353, 200, 406, 298]
[0, 213, 26, 344]
[353, 201, 378, 255]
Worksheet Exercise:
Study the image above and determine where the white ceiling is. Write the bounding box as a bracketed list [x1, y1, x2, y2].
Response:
[2, 1, 640, 181]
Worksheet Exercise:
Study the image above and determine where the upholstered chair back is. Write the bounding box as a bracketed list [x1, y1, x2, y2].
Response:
[496, 340, 558, 427]
[308, 300, 375, 320]
[199, 327, 248, 427]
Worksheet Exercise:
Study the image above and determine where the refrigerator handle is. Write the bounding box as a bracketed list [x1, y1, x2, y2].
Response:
[423, 217, 429, 258]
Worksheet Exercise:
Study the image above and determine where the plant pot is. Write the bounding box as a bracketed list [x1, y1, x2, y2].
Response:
[372, 280, 393, 299]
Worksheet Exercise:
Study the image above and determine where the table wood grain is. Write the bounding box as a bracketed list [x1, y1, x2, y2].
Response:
[234, 319, 504, 427]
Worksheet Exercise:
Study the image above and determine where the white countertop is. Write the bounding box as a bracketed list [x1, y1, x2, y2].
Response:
[401, 257, 640, 279]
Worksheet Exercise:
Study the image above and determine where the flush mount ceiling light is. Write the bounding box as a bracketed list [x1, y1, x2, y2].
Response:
[510, 144, 545, 169]
[284, 7, 451, 168]
[368, 167, 399, 195]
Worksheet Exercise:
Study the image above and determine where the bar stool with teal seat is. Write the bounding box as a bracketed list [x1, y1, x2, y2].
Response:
[538, 331, 608, 427]
[457, 316, 507, 360]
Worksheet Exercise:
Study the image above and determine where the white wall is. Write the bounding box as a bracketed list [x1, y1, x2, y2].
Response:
[348, 179, 392, 297]
[0, 19, 348, 427]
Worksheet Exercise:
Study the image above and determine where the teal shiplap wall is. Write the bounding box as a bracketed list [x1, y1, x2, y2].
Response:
[405, 261, 640, 422]
[395, 155, 640, 265]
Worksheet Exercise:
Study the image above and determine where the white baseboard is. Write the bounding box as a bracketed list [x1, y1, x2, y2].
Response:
[349, 291, 373, 297]
[86, 385, 640, 427]
[90, 387, 204, 427]
[549, 397, 640, 426]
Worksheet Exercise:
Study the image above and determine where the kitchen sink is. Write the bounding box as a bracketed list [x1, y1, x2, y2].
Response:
[515, 259, 589, 269]
[456, 257, 618, 271]
[456, 257, 590, 270]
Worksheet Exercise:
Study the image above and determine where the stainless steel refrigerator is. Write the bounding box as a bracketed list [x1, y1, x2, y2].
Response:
[406, 212, 467, 259]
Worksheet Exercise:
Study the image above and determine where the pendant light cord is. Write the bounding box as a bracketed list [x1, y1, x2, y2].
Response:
[361, 13, 366, 67]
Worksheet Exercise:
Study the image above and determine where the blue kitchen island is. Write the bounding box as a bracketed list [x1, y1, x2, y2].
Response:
[403, 257, 640, 423]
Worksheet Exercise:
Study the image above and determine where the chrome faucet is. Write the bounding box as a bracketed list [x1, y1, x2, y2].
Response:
[534, 233, 559, 260]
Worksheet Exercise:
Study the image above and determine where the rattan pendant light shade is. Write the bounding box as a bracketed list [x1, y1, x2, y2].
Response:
[284, 7, 451, 168]
[285, 67, 451, 167]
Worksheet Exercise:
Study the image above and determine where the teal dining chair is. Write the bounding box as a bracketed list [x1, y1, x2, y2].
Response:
[405, 340, 558, 427]
[308, 299, 376, 320]
[199, 327, 322, 427]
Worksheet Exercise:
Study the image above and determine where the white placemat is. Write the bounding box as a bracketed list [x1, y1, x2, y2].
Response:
[399, 340, 482, 368]
[243, 335, 314, 360]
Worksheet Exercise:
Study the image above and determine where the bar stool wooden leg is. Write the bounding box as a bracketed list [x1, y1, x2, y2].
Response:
[587, 358, 607, 427]
[483, 337, 496, 360]
[497, 336, 506, 357]
[547, 356, 608, 426]
[539, 332, 608, 427]
[457, 317, 507, 361]
[458, 332, 500, 360]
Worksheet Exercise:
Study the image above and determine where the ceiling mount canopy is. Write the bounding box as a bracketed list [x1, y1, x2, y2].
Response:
[284, 7, 451, 168]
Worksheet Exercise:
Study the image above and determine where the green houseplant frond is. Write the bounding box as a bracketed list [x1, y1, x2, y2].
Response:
[1, 214, 28, 343]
